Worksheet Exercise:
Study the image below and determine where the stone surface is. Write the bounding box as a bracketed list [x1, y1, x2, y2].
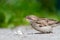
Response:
[0, 25, 60, 40]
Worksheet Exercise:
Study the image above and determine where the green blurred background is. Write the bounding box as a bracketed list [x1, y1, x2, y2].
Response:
[0, 0, 60, 28]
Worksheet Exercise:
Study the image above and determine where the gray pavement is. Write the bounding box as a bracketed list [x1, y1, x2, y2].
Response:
[0, 25, 60, 40]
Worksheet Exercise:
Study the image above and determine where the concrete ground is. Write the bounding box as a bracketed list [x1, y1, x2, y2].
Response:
[0, 25, 60, 40]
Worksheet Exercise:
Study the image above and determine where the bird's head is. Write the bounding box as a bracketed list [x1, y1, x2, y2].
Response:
[26, 15, 38, 22]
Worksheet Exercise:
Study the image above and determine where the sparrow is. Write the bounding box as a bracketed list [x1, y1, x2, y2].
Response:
[26, 15, 60, 33]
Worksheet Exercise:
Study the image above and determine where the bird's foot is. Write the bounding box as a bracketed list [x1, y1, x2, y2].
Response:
[42, 31, 53, 34]
[34, 31, 53, 34]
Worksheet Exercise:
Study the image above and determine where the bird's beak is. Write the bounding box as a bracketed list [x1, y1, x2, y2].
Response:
[26, 16, 30, 19]
[25, 16, 30, 22]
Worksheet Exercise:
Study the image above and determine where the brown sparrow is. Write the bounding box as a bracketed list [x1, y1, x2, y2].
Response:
[26, 15, 60, 33]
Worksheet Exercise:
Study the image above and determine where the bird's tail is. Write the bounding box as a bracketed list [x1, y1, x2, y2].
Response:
[51, 21, 60, 27]
[55, 21, 60, 25]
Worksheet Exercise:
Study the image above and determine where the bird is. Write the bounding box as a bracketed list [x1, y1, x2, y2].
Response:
[26, 15, 60, 34]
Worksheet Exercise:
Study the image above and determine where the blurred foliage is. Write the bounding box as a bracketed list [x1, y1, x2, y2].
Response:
[0, 0, 60, 28]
